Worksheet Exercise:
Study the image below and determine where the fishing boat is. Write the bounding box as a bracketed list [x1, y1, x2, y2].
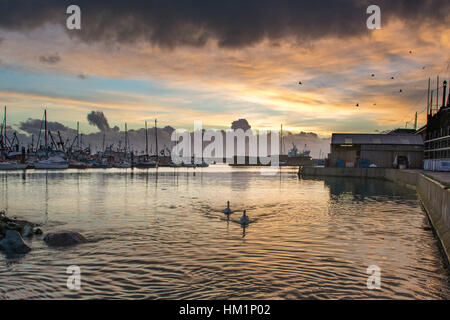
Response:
[168, 161, 182, 168]
[135, 160, 157, 168]
[69, 161, 91, 169]
[183, 162, 196, 168]
[92, 162, 112, 169]
[34, 156, 69, 169]
[114, 161, 131, 168]
[288, 143, 311, 158]
[196, 161, 209, 168]
[0, 161, 28, 170]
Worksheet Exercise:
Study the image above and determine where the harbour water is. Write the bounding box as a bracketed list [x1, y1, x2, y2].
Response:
[0, 165, 449, 299]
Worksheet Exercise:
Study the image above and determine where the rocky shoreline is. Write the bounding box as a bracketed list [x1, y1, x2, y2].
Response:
[0, 210, 88, 254]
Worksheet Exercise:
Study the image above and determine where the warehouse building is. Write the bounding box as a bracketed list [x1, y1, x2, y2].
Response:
[423, 80, 450, 171]
[328, 133, 424, 169]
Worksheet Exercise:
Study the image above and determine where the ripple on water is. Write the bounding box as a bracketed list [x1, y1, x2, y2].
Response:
[0, 168, 449, 299]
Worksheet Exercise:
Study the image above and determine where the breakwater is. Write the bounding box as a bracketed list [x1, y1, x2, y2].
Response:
[300, 167, 450, 263]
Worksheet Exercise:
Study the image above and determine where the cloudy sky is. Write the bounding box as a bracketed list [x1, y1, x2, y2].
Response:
[0, 0, 449, 137]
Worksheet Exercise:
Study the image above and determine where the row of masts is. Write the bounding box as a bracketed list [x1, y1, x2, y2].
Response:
[0, 107, 161, 159]
[403, 76, 449, 130]
[426, 76, 450, 118]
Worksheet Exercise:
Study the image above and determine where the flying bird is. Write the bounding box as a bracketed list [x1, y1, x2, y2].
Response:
[409, 51, 413, 54]
[390, 77, 395, 80]
[356, 103, 359, 107]
[298, 81, 303, 85]
[399, 89, 403, 93]
[371, 74, 375, 77]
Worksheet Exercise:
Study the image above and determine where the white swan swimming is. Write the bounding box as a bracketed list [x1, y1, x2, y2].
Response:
[222, 201, 232, 216]
[240, 210, 250, 225]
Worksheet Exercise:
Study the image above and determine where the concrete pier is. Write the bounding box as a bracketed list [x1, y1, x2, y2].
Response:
[300, 167, 450, 263]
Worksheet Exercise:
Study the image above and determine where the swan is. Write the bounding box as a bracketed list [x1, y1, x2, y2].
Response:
[240, 210, 250, 225]
[222, 201, 232, 216]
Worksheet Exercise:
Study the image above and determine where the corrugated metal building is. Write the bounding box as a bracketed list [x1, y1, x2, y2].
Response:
[328, 133, 424, 168]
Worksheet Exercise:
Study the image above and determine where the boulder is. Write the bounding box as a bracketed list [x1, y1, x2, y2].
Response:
[22, 224, 33, 238]
[0, 213, 40, 233]
[0, 230, 31, 254]
[0, 222, 6, 238]
[6, 222, 21, 232]
[44, 232, 88, 247]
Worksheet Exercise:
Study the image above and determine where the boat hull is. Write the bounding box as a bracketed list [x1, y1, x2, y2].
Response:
[34, 163, 69, 170]
[0, 163, 28, 170]
[134, 162, 157, 168]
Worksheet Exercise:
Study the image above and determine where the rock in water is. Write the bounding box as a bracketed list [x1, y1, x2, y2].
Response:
[44, 232, 88, 247]
[22, 224, 33, 238]
[0, 222, 6, 238]
[0, 230, 31, 254]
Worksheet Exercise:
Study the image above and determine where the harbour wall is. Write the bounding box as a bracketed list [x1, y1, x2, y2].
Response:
[301, 167, 450, 263]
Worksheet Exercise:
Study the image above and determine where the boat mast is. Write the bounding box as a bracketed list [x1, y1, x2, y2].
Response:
[44, 109, 48, 151]
[145, 121, 148, 155]
[102, 132, 106, 152]
[427, 78, 431, 120]
[437, 76, 439, 111]
[280, 124, 283, 155]
[77, 121, 80, 150]
[155, 119, 158, 160]
[125, 123, 128, 154]
[3, 106, 6, 148]
[430, 91, 434, 116]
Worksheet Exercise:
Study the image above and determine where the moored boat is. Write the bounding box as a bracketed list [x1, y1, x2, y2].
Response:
[0, 162, 28, 171]
[34, 156, 69, 170]
[92, 162, 112, 169]
[134, 161, 157, 169]
[114, 161, 131, 168]
[69, 161, 91, 169]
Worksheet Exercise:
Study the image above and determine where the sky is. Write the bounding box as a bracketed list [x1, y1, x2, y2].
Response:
[0, 0, 449, 138]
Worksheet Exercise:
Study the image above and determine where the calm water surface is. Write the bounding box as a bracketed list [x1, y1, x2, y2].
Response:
[0, 165, 449, 299]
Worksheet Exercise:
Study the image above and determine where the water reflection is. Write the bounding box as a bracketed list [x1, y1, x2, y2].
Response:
[0, 167, 448, 299]
[303, 175, 417, 202]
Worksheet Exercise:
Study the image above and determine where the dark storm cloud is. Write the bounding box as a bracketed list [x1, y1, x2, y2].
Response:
[231, 119, 251, 131]
[0, 1, 448, 48]
[19, 118, 73, 135]
[87, 111, 110, 132]
[39, 54, 61, 64]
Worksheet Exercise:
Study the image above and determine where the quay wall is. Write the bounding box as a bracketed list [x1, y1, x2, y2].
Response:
[301, 167, 450, 262]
